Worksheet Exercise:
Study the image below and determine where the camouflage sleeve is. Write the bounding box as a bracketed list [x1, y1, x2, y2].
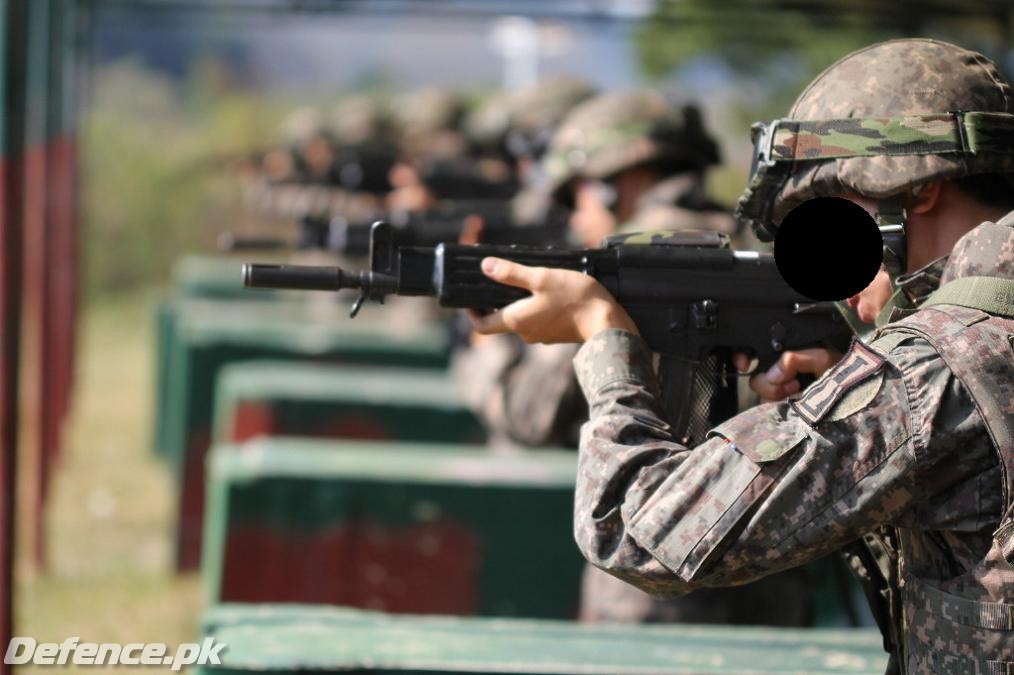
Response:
[452, 336, 585, 447]
[571, 329, 991, 597]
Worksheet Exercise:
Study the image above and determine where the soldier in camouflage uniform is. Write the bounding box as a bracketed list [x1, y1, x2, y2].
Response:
[541, 90, 738, 247]
[465, 77, 597, 188]
[470, 38, 1014, 671]
[455, 89, 816, 626]
[455, 89, 735, 450]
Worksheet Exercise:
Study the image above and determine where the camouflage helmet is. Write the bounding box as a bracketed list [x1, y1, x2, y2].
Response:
[392, 87, 464, 139]
[506, 77, 597, 158]
[328, 93, 391, 146]
[737, 39, 1014, 241]
[542, 90, 720, 199]
[392, 87, 467, 161]
[463, 88, 516, 151]
[464, 77, 596, 158]
[278, 106, 328, 147]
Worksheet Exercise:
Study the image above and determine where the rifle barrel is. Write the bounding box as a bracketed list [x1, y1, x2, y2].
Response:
[243, 263, 353, 291]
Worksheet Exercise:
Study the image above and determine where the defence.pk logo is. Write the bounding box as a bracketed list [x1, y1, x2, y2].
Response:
[4, 637, 226, 670]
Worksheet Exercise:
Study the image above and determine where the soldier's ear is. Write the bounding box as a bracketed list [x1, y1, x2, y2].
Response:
[907, 180, 944, 215]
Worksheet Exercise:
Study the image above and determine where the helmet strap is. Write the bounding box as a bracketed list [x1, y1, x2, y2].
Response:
[875, 197, 908, 282]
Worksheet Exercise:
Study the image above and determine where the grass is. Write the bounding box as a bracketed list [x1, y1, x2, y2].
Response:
[15, 290, 201, 673]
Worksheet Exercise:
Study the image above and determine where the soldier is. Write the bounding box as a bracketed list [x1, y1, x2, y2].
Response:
[469, 38, 1014, 671]
[386, 88, 468, 213]
[327, 93, 399, 196]
[542, 90, 739, 247]
[455, 89, 735, 450]
[454, 89, 817, 626]
[465, 76, 597, 188]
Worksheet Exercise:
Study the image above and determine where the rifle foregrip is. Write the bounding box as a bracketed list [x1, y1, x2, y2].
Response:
[433, 244, 611, 308]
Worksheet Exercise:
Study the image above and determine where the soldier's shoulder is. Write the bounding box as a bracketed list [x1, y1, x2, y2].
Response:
[867, 326, 947, 381]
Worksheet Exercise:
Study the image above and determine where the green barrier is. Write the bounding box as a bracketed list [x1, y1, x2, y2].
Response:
[153, 297, 176, 458]
[212, 362, 486, 445]
[167, 299, 450, 571]
[202, 439, 583, 618]
[153, 254, 281, 458]
[197, 603, 888, 674]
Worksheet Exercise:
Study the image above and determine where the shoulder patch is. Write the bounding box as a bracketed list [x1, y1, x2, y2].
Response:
[826, 371, 885, 422]
[791, 341, 886, 426]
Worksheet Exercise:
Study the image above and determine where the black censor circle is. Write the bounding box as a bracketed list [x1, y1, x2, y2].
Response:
[774, 197, 883, 301]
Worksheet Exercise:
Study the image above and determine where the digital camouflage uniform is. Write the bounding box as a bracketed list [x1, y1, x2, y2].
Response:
[454, 90, 816, 626]
[572, 39, 1014, 672]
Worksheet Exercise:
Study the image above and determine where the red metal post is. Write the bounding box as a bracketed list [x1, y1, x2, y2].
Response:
[1, 0, 29, 669]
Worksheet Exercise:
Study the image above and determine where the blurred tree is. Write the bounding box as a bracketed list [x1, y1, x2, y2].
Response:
[634, 0, 1014, 186]
[82, 58, 296, 297]
[637, 0, 1013, 82]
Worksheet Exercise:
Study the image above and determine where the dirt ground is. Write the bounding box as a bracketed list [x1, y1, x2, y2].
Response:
[16, 292, 201, 673]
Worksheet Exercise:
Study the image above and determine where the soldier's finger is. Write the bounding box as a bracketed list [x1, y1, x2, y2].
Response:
[458, 214, 485, 245]
[750, 373, 802, 401]
[480, 257, 540, 290]
[733, 353, 755, 373]
[470, 308, 509, 334]
[767, 349, 835, 383]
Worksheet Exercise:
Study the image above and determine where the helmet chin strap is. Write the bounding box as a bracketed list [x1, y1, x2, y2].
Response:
[875, 197, 908, 282]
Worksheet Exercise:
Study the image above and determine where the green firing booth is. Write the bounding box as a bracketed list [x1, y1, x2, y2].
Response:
[212, 362, 485, 445]
[202, 439, 583, 617]
[159, 294, 451, 571]
[197, 604, 888, 675]
[153, 255, 279, 461]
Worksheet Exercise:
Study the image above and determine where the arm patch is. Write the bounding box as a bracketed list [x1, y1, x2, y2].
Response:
[791, 341, 886, 426]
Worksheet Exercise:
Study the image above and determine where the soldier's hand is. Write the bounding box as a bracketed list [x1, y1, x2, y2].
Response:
[470, 257, 638, 343]
[733, 348, 843, 402]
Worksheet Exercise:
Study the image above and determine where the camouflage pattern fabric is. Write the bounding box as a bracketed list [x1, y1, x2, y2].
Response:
[542, 90, 720, 200]
[579, 564, 813, 626]
[761, 113, 1014, 163]
[465, 77, 596, 158]
[450, 337, 585, 450]
[940, 214, 1014, 284]
[736, 39, 1014, 238]
[883, 305, 1014, 672]
[570, 216, 1014, 668]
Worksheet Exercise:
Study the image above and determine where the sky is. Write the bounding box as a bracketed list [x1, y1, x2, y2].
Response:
[89, 5, 648, 92]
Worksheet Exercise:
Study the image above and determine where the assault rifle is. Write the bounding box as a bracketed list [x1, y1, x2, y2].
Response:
[219, 206, 569, 256]
[242, 222, 851, 443]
